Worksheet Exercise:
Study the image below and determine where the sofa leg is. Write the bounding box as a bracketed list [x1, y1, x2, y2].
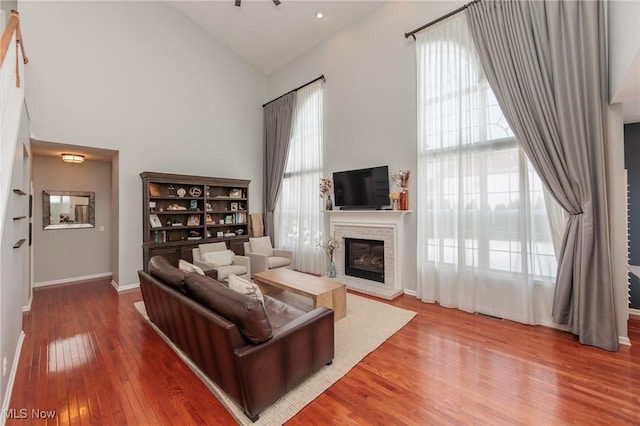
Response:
[326, 360, 333, 366]
[247, 412, 259, 422]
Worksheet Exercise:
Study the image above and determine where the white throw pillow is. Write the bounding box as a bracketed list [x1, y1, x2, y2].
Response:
[178, 259, 205, 275]
[250, 236, 274, 257]
[228, 273, 264, 304]
[202, 250, 235, 267]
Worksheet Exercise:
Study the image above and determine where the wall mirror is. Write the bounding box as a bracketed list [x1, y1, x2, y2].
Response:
[43, 190, 95, 230]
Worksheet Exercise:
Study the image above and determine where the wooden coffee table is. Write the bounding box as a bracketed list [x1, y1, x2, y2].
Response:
[253, 269, 347, 321]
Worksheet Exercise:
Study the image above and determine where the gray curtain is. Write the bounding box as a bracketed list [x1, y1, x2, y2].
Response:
[263, 92, 296, 239]
[466, 0, 617, 350]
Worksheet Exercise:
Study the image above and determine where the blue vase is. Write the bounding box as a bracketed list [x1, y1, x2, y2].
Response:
[327, 260, 337, 278]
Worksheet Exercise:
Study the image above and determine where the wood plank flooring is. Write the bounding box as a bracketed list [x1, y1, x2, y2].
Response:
[8, 278, 640, 425]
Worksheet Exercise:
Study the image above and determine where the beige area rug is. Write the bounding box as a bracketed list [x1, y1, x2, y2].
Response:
[134, 294, 416, 425]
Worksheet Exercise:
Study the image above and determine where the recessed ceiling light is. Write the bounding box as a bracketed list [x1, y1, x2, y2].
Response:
[316, 11, 324, 19]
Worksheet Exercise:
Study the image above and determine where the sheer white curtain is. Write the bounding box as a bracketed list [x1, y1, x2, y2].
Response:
[415, 14, 558, 326]
[275, 80, 324, 274]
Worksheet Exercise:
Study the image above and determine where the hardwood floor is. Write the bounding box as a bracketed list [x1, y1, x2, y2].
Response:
[8, 279, 640, 425]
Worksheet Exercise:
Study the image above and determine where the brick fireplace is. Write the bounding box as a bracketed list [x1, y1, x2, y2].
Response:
[327, 210, 409, 299]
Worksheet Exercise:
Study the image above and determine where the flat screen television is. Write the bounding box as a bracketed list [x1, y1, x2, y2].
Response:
[333, 165, 390, 210]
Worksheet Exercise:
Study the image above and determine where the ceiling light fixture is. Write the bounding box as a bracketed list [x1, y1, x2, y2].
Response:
[316, 11, 324, 19]
[61, 153, 85, 164]
[235, 0, 280, 6]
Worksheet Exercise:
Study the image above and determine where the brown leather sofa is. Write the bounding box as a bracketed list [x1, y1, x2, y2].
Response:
[138, 256, 334, 422]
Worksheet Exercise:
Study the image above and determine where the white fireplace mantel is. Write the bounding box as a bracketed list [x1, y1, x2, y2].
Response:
[327, 210, 410, 299]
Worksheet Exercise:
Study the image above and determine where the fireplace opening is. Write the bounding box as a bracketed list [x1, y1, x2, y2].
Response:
[344, 238, 384, 284]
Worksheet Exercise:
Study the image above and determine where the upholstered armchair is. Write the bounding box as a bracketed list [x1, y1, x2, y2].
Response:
[192, 242, 250, 281]
[243, 236, 293, 277]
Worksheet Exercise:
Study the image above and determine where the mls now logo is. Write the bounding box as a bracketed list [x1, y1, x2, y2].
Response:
[4, 408, 56, 419]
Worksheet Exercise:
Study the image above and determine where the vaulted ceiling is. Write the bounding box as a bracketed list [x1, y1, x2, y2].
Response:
[165, 0, 384, 74]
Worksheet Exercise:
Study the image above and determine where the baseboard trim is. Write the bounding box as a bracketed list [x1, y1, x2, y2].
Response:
[21, 294, 32, 313]
[629, 308, 640, 320]
[34, 273, 112, 288]
[1, 331, 25, 426]
[114, 281, 140, 293]
[403, 289, 417, 297]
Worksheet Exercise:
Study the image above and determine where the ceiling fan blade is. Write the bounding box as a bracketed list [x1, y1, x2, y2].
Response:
[235, 0, 241, 6]
[273, 0, 281, 5]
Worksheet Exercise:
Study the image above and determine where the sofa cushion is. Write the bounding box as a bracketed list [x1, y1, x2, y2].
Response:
[178, 259, 205, 275]
[267, 256, 291, 269]
[217, 264, 248, 281]
[202, 250, 235, 267]
[184, 273, 272, 344]
[149, 256, 186, 291]
[228, 273, 264, 304]
[249, 236, 274, 257]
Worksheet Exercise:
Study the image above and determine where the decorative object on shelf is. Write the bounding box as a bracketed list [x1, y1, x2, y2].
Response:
[206, 203, 212, 211]
[225, 215, 234, 224]
[189, 186, 202, 197]
[176, 187, 187, 198]
[166, 218, 172, 227]
[205, 214, 213, 223]
[150, 214, 162, 228]
[229, 188, 242, 198]
[318, 235, 341, 278]
[149, 184, 161, 197]
[189, 200, 198, 210]
[217, 231, 224, 237]
[168, 185, 175, 197]
[235, 229, 245, 235]
[391, 169, 410, 210]
[389, 192, 400, 210]
[166, 204, 187, 211]
[149, 201, 156, 212]
[205, 186, 210, 197]
[230, 202, 238, 211]
[187, 230, 202, 240]
[188, 214, 200, 226]
[320, 177, 333, 211]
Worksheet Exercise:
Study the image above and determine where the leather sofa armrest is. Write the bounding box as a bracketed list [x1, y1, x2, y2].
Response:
[233, 307, 334, 419]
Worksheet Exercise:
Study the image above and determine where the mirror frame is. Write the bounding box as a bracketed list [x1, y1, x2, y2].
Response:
[43, 190, 95, 230]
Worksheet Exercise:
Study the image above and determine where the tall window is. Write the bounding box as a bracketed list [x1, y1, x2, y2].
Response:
[275, 80, 324, 274]
[416, 14, 558, 326]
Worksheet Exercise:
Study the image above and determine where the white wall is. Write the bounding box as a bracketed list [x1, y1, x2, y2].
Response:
[609, 0, 640, 98]
[21, 1, 267, 288]
[32, 155, 112, 284]
[268, 1, 466, 292]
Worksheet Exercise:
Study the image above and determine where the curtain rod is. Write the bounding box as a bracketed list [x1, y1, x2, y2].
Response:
[404, 0, 480, 40]
[262, 74, 325, 108]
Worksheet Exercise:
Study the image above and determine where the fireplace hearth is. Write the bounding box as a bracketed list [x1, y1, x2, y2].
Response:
[345, 238, 384, 283]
